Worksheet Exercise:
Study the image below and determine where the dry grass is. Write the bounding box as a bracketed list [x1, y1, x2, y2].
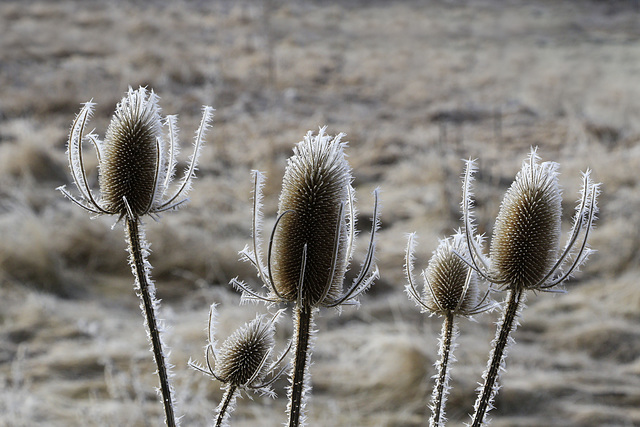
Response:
[1, 0, 639, 425]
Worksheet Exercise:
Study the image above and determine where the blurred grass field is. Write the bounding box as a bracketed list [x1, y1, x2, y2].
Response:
[1, 0, 640, 425]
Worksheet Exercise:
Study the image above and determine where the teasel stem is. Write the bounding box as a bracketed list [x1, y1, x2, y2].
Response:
[289, 305, 314, 427]
[431, 312, 457, 427]
[215, 385, 237, 427]
[126, 217, 176, 427]
[471, 288, 523, 427]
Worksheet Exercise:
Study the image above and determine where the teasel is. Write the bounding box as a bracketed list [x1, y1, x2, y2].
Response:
[189, 305, 291, 427]
[232, 127, 380, 426]
[405, 231, 495, 427]
[458, 148, 600, 426]
[58, 87, 214, 426]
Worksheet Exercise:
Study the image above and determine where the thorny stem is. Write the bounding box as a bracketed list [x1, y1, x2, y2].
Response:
[126, 218, 176, 427]
[215, 385, 237, 427]
[289, 305, 313, 427]
[431, 313, 456, 427]
[472, 288, 523, 427]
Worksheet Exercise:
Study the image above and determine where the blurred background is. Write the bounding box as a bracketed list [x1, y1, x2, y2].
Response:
[1, 0, 639, 425]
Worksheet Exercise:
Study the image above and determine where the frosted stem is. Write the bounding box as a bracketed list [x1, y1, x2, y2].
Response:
[126, 218, 176, 427]
[215, 386, 237, 427]
[288, 305, 313, 427]
[471, 288, 523, 427]
[430, 313, 456, 427]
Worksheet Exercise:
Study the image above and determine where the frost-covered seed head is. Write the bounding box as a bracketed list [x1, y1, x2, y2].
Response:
[489, 150, 562, 291]
[424, 234, 480, 316]
[215, 315, 276, 387]
[272, 128, 352, 308]
[58, 86, 214, 220]
[99, 88, 163, 217]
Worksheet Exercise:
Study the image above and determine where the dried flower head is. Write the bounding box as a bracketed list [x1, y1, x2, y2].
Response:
[58, 86, 214, 220]
[215, 315, 278, 387]
[190, 306, 289, 392]
[190, 306, 290, 426]
[272, 128, 352, 307]
[489, 151, 562, 290]
[233, 127, 380, 309]
[405, 231, 493, 317]
[461, 148, 599, 292]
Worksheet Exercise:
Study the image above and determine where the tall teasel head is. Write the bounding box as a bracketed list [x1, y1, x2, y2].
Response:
[460, 147, 600, 292]
[58, 86, 214, 220]
[405, 231, 494, 317]
[232, 127, 381, 309]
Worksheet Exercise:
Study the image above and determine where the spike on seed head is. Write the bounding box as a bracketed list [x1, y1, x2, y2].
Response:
[272, 127, 352, 308]
[215, 314, 277, 387]
[489, 149, 562, 291]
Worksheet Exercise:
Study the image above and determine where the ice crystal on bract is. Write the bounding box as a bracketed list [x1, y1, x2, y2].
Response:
[58, 86, 214, 220]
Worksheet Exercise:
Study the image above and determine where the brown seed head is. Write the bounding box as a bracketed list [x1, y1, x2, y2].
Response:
[99, 87, 163, 217]
[489, 150, 562, 291]
[215, 315, 276, 387]
[272, 128, 352, 308]
[424, 233, 480, 316]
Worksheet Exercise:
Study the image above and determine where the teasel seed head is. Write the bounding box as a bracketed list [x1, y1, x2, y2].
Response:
[99, 87, 163, 217]
[189, 305, 289, 393]
[215, 314, 278, 387]
[460, 148, 599, 294]
[272, 127, 352, 308]
[406, 231, 494, 318]
[58, 86, 214, 220]
[425, 233, 481, 315]
[489, 149, 562, 291]
[232, 127, 380, 311]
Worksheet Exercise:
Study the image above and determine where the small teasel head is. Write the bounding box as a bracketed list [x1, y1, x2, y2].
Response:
[190, 305, 290, 393]
[460, 147, 600, 293]
[215, 314, 278, 387]
[406, 231, 493, 317]
[489, 149, 562, 291]
[58, 86, 214, 220]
